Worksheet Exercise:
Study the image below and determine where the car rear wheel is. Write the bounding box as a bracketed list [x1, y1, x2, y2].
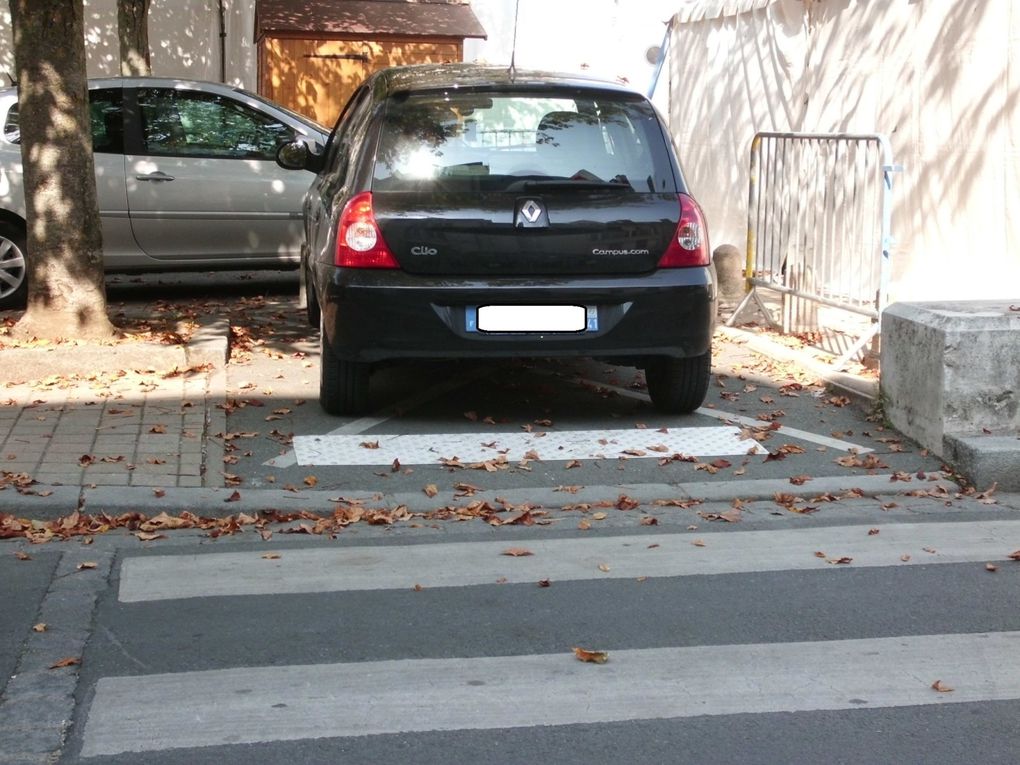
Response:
[645, 351, 711, 414]
[319, 318, 370, 415]
[0, 221, 28, 310]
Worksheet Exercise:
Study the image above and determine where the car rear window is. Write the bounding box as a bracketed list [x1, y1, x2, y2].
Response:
[372, 90, 676, 193]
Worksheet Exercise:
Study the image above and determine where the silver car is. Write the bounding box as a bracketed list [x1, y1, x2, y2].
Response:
[0, 77, 328, 309]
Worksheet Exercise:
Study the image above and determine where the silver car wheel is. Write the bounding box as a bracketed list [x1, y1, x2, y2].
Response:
[0, 231, 27, 303]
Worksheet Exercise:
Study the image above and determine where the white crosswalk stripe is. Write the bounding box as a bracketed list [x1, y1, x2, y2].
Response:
[119, 520, 1020, 602]
[79, 517, 1020, 759]
[81, 631, 1020, 757]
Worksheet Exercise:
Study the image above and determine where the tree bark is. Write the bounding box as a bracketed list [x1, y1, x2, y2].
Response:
[118, 0, 152, 77]
[10, 0, 114, 340]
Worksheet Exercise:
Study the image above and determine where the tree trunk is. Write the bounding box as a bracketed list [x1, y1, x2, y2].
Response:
[118, 0, 152, 77]
[10, 0, 114, 340]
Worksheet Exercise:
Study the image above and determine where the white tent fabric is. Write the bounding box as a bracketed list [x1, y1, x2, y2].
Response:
[668, 0, 1020, 302]
[673, 0, 777, 24]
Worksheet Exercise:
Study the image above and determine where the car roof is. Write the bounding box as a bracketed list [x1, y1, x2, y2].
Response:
[87, 76, 244, 94]
[366, 63, 642, 99]
[0, 78, 243, 102]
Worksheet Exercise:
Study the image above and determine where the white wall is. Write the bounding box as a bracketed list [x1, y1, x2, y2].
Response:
[0, 0, 256, 89]
[669, 0, 1020, 303]
[464, 0, 676, 107]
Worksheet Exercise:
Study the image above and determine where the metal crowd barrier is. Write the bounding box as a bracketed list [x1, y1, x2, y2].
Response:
[726, 131, 901, 368]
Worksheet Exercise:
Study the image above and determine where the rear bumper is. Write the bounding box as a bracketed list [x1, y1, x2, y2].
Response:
[317, 265, 716, 364]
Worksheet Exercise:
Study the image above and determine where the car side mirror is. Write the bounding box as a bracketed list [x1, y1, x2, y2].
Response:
[276, 140, 310, 171]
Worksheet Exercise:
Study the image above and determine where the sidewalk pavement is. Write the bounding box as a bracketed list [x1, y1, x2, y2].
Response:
[3, 310, 1019, 523]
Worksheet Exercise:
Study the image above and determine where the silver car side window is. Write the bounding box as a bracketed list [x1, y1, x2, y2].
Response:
[138, 88, 295, 160]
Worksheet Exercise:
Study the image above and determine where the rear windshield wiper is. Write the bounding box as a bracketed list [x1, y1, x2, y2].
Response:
[506, 178, 632, 192]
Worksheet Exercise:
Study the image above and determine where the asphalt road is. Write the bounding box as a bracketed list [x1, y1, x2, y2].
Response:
[55, 511, 1020, 764]
[5, 270, 1017, 764]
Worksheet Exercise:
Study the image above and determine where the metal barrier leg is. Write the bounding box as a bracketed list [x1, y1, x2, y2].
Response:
[724, 290, 757, 327]
[725, 286, 781, 330]
[833, 323, 879, 370]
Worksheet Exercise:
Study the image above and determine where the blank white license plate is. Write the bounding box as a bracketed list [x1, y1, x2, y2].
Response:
[477, 305, 585, 332]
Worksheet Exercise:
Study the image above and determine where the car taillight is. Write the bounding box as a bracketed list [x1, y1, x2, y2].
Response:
[335, 192, 399, 269]
[657, 193, 710, 268]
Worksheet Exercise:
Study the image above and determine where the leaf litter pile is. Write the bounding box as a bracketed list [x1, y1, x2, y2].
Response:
[0, 306, 196, 350]
[0, 490, 659, 544]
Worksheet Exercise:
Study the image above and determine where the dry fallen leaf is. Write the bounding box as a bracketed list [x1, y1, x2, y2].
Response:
[985, 563, 999, 572]
[931, 679, 954, 693]
[597, 563, 611, 572]
[49, 657, 80, 670]
[538, 579, 551, 588]
[573, 647, 609, 664]
[691, 539, 707, 547]
[303, 475, 319, 488]
[134, 531, 165, 542]
[423, 484, 439, 498]
[502, 547, 534, 557]
[261, 552, 281, 560]
[592, 512, 608, 521]
[14, 551, 31, 561]
[76, 561, 97, 571]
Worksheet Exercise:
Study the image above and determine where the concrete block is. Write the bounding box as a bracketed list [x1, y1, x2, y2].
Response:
[942, 434, 1020, 491]
[882, 301, 1020, 451]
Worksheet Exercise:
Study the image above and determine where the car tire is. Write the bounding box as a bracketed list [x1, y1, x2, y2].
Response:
[0, 220, 28, 310]
[300, 256, 321, 329]
[645, 351, 711, 414]
[319, 318, 370, 416]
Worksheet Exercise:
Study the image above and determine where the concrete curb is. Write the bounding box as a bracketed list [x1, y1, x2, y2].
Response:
[717, 325, 879, 404]
[0, 549, 114, 763]
[0, 316, 230, 384]
[0, 474, 968, 520]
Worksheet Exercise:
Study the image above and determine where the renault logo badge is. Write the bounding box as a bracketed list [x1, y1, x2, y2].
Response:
[516, 199, 548, 228]
[521, 200, 543, 222]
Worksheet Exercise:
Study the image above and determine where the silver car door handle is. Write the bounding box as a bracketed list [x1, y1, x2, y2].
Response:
[135, 172, 176, 182]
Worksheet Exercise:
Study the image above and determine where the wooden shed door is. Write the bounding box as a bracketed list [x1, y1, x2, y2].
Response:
[261, 38, 462, 127]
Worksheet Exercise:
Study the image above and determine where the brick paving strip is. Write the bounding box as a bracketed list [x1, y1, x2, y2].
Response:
[0, 318, 227, 493]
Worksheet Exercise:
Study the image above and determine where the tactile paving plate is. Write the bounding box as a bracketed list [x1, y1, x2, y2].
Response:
[293, 427, 766, 466]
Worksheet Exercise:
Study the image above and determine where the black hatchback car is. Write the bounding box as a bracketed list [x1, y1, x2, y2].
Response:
[277, 64, 716, 416]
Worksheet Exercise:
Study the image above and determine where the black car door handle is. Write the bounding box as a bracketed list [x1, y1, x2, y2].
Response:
[135, 172, 176, 182]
